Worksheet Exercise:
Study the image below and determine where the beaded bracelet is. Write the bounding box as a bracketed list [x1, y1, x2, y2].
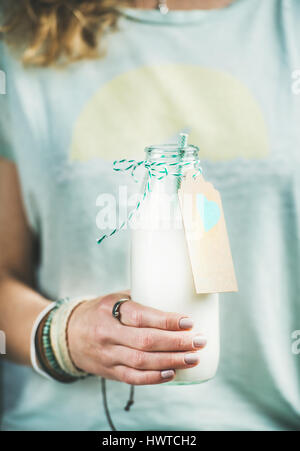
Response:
[37, 311, 76, 383]
[31, 302, 56, 380]
[42, 303, 72, 379]
[41, 299, 77, 381]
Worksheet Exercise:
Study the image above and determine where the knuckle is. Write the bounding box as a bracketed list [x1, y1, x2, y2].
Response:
[99, 293, 123, 313]
[161, 315, 169, 330]
[122, 374, 132, 385]
[98, 295, 111, 310]
[118, 367, 131, 384]
[94, 324, 103, 341]
[139, 332, 154, 350]
[132, 350, 146, 369]
[130, 309, 143, 328]
[168, 354, 179, 368]
[164, 314, 176, 330]
[142, 372, 154, 385]
[124, 372, 137, 386]
[94, 324, 107, 344]
[174, 334, 185, 350]
[98, 347, 111, 366]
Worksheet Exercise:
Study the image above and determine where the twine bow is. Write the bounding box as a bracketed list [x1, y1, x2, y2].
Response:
[97, 134, 202, 244]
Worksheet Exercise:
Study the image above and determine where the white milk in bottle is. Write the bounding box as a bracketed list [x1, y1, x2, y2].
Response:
[131, 143, 220, 384]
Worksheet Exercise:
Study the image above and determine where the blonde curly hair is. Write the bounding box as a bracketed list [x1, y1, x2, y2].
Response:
[0, 0, 132, 66]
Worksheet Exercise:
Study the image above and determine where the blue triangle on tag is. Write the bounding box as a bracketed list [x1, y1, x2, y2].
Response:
[197, 194, 221, 232]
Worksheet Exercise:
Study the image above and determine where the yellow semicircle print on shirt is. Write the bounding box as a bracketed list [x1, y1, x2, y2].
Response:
[70, 64, 269, 162]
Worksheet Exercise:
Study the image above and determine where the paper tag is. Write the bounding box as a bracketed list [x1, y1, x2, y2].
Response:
[178, 171, 238, 294]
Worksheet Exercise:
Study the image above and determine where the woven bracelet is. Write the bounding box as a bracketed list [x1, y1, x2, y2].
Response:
[50, 298, 89, 379]
[41, 300, 77, 381]
[42, 307, 70, 379]
[41, 298, 88, 380]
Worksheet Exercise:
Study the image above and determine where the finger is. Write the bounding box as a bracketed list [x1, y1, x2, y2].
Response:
[114, 325, 207, 352]
[113, 365, 175, 385]
[111, 345, 201, 370]
[119, 300, 194, 331]
[100, 292, 132, 313]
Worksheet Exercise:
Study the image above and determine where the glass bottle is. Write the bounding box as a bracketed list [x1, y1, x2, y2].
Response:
[131, 144, 220, 384]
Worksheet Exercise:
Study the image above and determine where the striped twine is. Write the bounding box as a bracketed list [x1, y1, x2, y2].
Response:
[97, 134, 202, 244]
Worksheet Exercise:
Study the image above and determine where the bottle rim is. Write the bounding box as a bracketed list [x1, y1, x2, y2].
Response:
[145, 143, 199, 154]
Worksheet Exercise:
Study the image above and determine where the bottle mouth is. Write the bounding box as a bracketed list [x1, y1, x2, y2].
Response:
[145, 143, 199, 161]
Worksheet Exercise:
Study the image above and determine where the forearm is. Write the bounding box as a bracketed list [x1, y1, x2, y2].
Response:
[0, 273, 50, 366]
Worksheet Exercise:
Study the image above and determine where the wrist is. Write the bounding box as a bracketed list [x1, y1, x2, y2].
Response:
[32, 298, 89, 382]
[36, 311, 76, 383]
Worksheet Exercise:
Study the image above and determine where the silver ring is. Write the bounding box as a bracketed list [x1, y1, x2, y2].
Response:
[112, 298, 130, 322]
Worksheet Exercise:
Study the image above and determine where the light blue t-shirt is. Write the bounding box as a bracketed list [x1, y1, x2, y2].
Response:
[0, 0, 300, 431]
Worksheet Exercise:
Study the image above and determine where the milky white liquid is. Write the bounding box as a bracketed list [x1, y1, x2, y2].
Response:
[131, 175, 220, 384]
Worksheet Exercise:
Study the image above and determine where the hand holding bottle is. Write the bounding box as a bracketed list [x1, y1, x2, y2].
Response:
[68, 292, 207, 385]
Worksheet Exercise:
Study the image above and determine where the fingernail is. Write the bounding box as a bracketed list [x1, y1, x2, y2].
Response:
[179, 317, 194, 329]
[193, 335, 207, 348]
[161, 370, 175, 379]
[184, 353, 200, 365]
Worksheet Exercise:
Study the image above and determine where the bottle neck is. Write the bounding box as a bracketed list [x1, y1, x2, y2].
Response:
[145, 143, 200, 164]
[143, 144, 200, 196]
